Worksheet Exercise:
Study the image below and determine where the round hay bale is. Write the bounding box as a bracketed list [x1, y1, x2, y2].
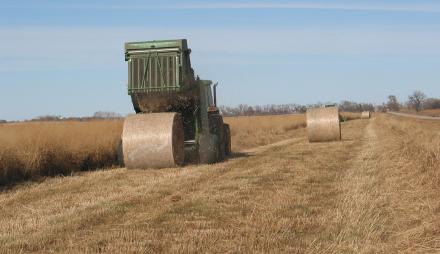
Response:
[361, 111, 371, 119]
[122, 113, 184, 169]
[306, 107, 341, 142]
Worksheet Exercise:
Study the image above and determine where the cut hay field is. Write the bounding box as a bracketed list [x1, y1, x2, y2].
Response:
[0, 114, 306, 186]
[420, 108, 440, 117]
[1, 113, 439, 253]
[399, 108, 440, 117]
[224, 114, 306, 151]
[0, 120, 123, 185]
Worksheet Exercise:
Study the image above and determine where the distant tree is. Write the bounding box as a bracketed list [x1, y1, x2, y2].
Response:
[0, 120, 7, 124]
[245, 106, 255, 115]
[237, 104, 248, 115]
[219, 106, 231, 116]
[34, 115, 62, 121]
[337, 101, 373, 112]
[295, 105, 307, 113]
[254, 105, 262, 115]
[407, 90, 426, 112]
[424, 98, 440, 109]
[376, 103, 388, 113]
[93, 111, 122, 119]
[386, 95, 400, 111]
[220, 100, 376, 116]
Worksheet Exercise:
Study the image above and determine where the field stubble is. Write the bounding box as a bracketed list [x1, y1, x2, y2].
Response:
[0, 114, 307, 185]
[0, 114, 439, 252]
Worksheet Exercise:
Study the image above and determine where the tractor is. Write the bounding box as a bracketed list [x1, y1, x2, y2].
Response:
[120, 39, 231, 169]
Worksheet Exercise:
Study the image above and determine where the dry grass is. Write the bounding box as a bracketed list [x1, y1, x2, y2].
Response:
[0, 118, 365, 253]
[0, 115, 306, 186]
[0, 114, 439, 252]
[400, 108, 440, 117]
[224, 114, 306, 151]
[0, 121, 123, 185]
[416, 108, 440, 117]
[371, 114, 440, 252]
[319, 114, 440, 253]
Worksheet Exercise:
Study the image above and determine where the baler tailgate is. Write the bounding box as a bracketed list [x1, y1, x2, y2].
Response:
[128, 53, 180, 93]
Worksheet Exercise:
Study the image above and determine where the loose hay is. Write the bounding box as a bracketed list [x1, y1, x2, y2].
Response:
[306, 107, 341, 142]
[122, 113, 184, 169]
[361, 111, 371, 119]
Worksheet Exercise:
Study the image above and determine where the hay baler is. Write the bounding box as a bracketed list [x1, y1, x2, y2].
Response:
[120, 39, 231, 169]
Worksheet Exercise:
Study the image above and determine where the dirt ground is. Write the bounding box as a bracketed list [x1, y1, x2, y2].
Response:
[0, 114, 439, 253]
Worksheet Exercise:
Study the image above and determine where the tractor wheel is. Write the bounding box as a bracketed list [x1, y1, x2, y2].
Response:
[117, 139, 124, 167]
[199, 133, 219, 164]
[199, 114, 226, 164]
[223, 124, 231, 156]
[215, 117, 226, 162]
[210, 114, 226, 162]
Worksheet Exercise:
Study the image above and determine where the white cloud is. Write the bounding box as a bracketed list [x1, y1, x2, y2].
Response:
[0, 26, 439, 71]
[108, 2, 440, 13]
[4, 2, 440, 13]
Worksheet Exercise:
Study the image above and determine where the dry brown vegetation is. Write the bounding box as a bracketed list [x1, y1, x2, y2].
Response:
[224, 111, 362, 151]
[326, 114, 440, 252]
[224, 114, 306, 151]
[0, 115, 307, 186]
[0, 117, 365, 253]
[415, 108, 440, 117]
[0, 121, 123, 185]
[1, 113, 439, 253]
[399, 108, 440, 117]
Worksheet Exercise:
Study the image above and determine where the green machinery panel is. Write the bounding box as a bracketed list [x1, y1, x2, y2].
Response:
[125, 39, 191, 94]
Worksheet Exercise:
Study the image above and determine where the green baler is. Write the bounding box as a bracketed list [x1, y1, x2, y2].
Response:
[120, 39, 231, 169]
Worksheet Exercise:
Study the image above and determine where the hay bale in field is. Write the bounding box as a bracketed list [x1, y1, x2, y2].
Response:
[122, 113, 184, 169]
[361, 111, 371, 119]
[306, 107, 341, 142]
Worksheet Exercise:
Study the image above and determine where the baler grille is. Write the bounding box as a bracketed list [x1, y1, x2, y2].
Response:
[128, 54, 180, 93]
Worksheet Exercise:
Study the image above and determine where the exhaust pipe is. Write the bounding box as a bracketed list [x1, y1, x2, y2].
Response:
[213, 82, 218, 107]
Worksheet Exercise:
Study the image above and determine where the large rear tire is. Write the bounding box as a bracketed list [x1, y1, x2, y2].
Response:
[117, 139, 124, 167]
[198, 133, 219, 164]
[213, 116, 226, 162]
[223, 124, 231, 156]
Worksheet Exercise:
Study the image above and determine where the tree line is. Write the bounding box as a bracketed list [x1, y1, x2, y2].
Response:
[1, 90, 438, 122]
[219, 101, 375, 117]
[385, 90, 440, 112]
[25, 111, 123, 122]
[221, 90, 438, 116]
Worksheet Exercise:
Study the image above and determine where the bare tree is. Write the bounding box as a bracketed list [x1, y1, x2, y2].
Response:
[339, 101, 374, 112]
[407, 90, 426, 112]
[424, 98, 440, 109]
[244, 106, 254, 115]
[34, 115, 62, 121]
[387, 95, 400, 111]
[219, 100, 377, 117]
[93, 111, 122, 119]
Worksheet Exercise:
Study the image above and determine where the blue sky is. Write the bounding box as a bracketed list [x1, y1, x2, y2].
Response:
[1, 0, 440, 120]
